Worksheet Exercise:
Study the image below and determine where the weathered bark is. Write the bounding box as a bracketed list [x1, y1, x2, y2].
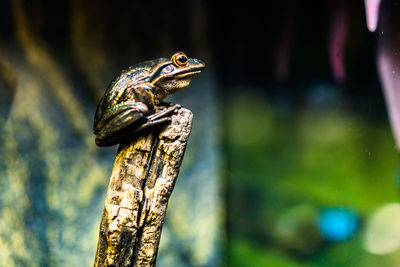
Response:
[94, 108, 193, 267]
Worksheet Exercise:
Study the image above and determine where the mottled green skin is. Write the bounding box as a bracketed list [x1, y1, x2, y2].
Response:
[93, 53, 205, 147]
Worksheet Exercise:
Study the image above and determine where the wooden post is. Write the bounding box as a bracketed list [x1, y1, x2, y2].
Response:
[94, 108, 193, 267]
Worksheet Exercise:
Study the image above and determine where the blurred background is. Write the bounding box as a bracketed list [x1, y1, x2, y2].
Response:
[1, 0, 400, 266]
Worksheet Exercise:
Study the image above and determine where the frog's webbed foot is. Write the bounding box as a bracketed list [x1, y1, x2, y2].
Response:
[133, 104, 181, 133]
[132, 117, 172, 133]
[148, 104, 181, 121]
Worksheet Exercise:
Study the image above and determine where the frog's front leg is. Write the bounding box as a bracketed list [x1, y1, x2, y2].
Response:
[94, 102, 149, 147]
[133, 82, 180, 121]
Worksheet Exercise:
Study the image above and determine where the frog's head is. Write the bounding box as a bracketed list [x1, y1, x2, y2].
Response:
[148, 52, 205, 103]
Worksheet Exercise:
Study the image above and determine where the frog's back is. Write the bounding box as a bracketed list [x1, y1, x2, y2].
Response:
[93, 58, 166, 131]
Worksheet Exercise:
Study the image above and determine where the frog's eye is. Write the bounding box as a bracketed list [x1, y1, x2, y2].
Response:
[172, 52, 188, 67]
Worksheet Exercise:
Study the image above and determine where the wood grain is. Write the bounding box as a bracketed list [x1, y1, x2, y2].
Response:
[94, 108, 193, 267]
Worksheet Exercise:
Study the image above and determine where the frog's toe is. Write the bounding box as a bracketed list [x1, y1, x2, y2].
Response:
[147, 104, 179, 121]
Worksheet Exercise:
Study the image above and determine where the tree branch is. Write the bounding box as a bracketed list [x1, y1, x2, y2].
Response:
[94, 108, 193, 267]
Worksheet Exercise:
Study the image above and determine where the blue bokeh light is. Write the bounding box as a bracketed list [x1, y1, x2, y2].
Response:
[318, 208, 359, 242]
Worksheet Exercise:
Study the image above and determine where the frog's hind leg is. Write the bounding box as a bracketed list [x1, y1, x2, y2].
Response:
[95, 104, 181, 147]
[147, 104, 181, 121]
[95, 107, 146, 147]
[129, 104, 181, 135]
[132, 117, 171, 133]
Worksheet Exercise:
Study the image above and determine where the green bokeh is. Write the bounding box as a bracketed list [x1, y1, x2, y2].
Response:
[225, 90, 400, 266]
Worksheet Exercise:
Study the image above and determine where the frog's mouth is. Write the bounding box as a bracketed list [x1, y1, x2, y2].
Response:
[174, 68, 203, 79]
[155, 67, 204, 94]
[176, 62, 205, 77]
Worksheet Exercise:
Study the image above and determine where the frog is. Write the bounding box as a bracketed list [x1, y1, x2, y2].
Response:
[93, 52, 205, 147]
